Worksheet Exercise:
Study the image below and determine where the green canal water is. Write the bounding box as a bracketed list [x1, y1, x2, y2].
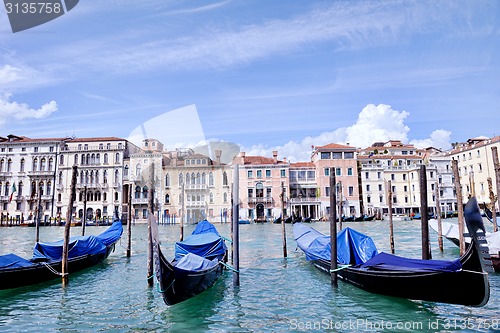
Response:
[1, 219, 500, 332]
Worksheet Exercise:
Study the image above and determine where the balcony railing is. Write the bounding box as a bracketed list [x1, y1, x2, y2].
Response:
[76, 183, 109, 190]
[248, 197, 274, 204]
[27, 171, 54, 177]
[184, 184, 208, 191]
[132, 198, 149, 205]
[289, 197, 320, 204]
[186, 201, 207, 208]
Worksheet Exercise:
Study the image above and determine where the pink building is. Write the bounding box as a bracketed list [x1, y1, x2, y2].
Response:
[311, 143, 360, 218]
[233, 151, 289, 222]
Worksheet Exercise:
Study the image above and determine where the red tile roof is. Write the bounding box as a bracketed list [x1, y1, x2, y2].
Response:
[315, 143, 354, 150]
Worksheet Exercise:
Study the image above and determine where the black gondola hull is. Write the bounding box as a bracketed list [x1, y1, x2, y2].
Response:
[155, 246, 224, 305]
[310, 240, 489, 306]
[0, 245, 115, 290]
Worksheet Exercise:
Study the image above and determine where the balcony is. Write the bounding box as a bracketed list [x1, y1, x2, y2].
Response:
[132, 198, 149, 205]
[27, 171, 54, 177]
[289, 197, 320, 204]
[76, 183, 109, 190]
[186, 201, 207, 208]
[248, 197, 274, 205]
[185, 184, 207, 191]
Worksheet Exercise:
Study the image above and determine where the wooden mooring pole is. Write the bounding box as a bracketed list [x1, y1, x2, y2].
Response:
[62, 165, 78, 286]
[127, 184, 132, 257]
[232, 164, 240, 287]
[281, 181, 287, 258]
[419, 165, 431, 260]
[35, 185, 42, 243]
[147, 163, 155, 287]
[488, 177, 498, 232]
[329, 168, 337, 287]
[451, 159, 465, 255]
[492, 147, 500, 231]
[435, 182, 443, 252]
[82, 186, 87, 236]
[387, 180, 395, 254]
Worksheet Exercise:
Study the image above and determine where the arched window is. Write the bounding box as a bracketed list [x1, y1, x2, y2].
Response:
[165, 194, 170, 204]
[40, 158, 46, 171]
[142, 186, 148, 199]
[79, 192, 83, 201]
[124, 165, 129, 176]
[135, 186, 141, 199]
[4, 182, 9, 196]
[86, 154, 90, 165]
[209, 172, 214, 186]
[7, 159, 12, 172]
[103, 192, 107, 201]
[192, 173, 196, 185]
[20, 158, 25, 172]
[85, 170, 89, 184]
[58, 193, 62, 202]
[115, 192, 119, 201]
[103, 170, 108, 184]
[179, 173, 183, 185]
[96, 154, 101, 164]
[81, 154, 85, 165]
[38, 182, 44, 195]
[46, 182, 51, 196]
[223, 192, 227, 203]
[74, 154, 78, 165]
[32, 158, 38, 171]
[114, 170, 119, 184]
[80, 171, 84, 184]
[91, 153, 95, 165]
[58, 171, 63, 184]
[96, 192, 101, 201]
[223, 172, 228, 186]
[115, 153, 120, 163]
[209, 192, 214, 203]
[104, 153, 109, 164]
[136, 163, 141, 177]
[165, 173, 170, 187]
[18, 182, 23, 196]
[48, 158, 53, 171]
[0, 159, 4, 171]
[90, 170, 95, 184]
[59, 154, 64, 165]
[186, 173, 190, 185]
[196, 172, 200, 185]
[202, 172, 206, 185]
[95, 170, 100, 184]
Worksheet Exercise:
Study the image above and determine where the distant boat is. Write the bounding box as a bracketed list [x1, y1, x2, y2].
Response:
[273, 217, 282, 224]
[152, 219, 227, 305]
[429, 219, 500, 272]
[383, 214, 411, 221]
[363, 214, 376, 221]
[294, 197, 492, 306]
[0, 221, 123, 290]
[485, 207, 500, 226]
[238, 219, 251, 225]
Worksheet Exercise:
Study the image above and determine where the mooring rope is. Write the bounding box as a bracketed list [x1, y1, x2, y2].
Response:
[219, 261, 239, 273]
[42, 262, 67, 276]
[329, 264, 351, 273]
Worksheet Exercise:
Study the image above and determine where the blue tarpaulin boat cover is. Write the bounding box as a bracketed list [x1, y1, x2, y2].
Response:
[294, 223, 378, 265]
[32, 236, 107, 261]
[0, 253, 34, 269]
[95, 221, 123, 246]
[174, 253, 219, 271]
[174, 220, 226, 261]
[191, 220, 220, 236]
[31, 222, 123, 261]
[360, 252, 462, 272]
[294, 223, 462, 273]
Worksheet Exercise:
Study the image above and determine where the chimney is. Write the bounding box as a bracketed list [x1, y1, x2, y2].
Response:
[215, 150, 222, 164]
[240, 152, 246, 158]
[273, 150, 278, 164]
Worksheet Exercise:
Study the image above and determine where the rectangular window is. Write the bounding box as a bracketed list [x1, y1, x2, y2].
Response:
[391, 174, 395, 181]
[347, 167, 353, 176]
[248, 188, 253, 198]
[335, 168, 341, 176]
[365, 172, 369, 179]
[348, 186, 354, 196]
[324, 168, 330, 176]
[366, 184, 370, 192]
[266, 188, 272, 197]
[307, 170, 315, 179]
[325, 187, 330, 196]
[332, 152, 342, 159]
[265, 170, 271, 178]
[280, 169, 286, 177]
[247, 170, 253, 178]
[378, 184, 383, 191]
[320, 152, 330, 159]
[344, 152, 354, 159]
[402, 174, 406, 181]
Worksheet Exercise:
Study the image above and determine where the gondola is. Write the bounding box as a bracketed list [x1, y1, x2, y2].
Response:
[294, 197, 492, 306]
[152, 219, 227, 306]
[429, 218, 500, 272]
[363, 214, 376, 221]
[0, 221, 123, 290]
[484, 207, 500, 226]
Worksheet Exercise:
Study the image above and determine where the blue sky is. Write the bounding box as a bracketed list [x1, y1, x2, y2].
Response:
[0, 0, 499, 162]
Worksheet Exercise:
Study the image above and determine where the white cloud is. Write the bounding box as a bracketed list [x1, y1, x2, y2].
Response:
[410, 129, 452, 150]
[0, 94, 58, 125]
[242, 104, 451, 162]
